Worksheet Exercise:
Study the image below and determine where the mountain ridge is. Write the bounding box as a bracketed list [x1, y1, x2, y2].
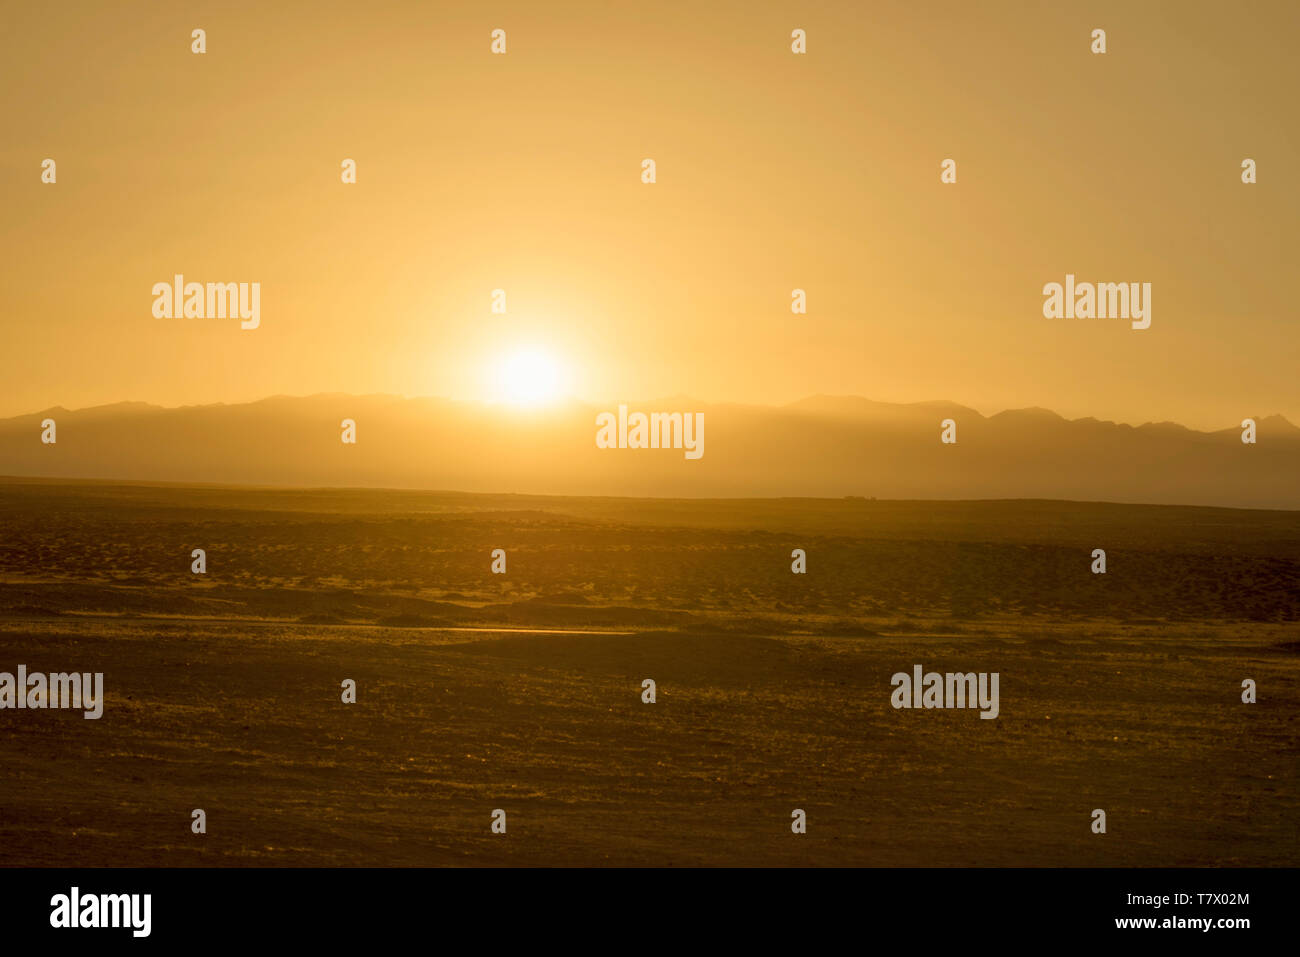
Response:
[2, 393, 1296, 508]
[13, 393, 1296, 435]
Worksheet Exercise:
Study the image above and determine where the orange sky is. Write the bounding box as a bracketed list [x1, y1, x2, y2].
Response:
[2, 0, 1296, 430]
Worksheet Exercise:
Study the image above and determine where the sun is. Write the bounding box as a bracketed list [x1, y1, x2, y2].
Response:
[492, 347, 565, 406]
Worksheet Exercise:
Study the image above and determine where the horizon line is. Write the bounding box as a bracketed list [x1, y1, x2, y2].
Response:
[1, 473, 1297, 514]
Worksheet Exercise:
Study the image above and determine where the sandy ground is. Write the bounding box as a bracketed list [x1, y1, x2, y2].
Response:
[0, 481, 1295, 866]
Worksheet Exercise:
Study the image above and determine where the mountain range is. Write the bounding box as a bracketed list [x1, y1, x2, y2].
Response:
[1, 394, 1296, 508]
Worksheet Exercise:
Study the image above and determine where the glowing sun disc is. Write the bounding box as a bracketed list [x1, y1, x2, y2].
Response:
[494, 347, 563, 405]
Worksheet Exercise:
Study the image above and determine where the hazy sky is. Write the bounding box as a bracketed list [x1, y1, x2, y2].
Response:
[2, 0, 1296, 429]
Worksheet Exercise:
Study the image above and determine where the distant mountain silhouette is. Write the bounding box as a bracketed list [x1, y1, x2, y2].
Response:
[1, 394, 1296, 508]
